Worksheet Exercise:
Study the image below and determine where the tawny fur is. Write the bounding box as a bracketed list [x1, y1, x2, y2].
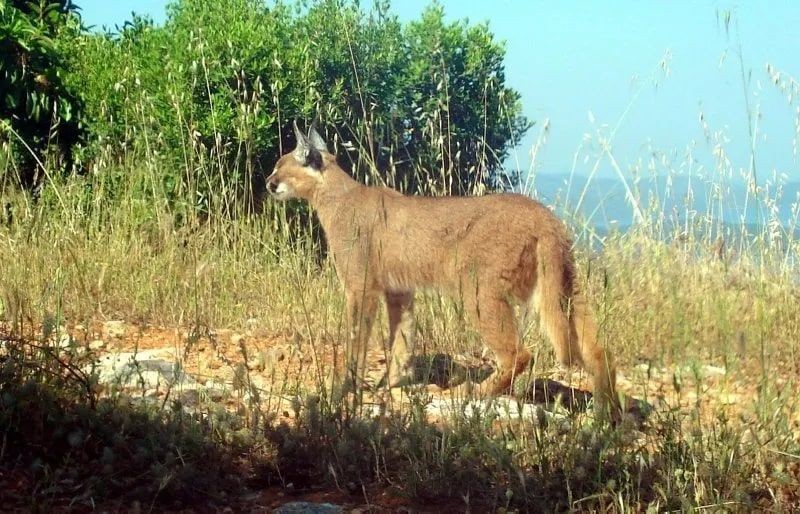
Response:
[267, 124, 618, 415]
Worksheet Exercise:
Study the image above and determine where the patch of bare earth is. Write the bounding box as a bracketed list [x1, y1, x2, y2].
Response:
[80, 320, 799, 426]
[47, 320, 800, 510]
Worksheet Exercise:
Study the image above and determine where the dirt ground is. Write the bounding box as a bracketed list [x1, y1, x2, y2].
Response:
[78, 319, 787, 423]
[16, 319, 798, 512]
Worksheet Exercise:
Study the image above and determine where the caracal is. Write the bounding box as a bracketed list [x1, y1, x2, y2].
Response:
[267, 122, 619, 416]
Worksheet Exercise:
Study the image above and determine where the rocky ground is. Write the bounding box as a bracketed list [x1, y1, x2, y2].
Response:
[68, 320, 779, 419]
[23, 319, 800, 511]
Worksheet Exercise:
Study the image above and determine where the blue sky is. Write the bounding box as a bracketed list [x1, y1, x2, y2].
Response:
[76, 1, 799, 184]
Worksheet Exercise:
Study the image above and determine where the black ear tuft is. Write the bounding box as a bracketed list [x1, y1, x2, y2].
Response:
[305, 147, 323, 170]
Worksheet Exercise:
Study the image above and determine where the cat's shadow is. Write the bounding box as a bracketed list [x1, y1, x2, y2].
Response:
[397, 353, 652, 422]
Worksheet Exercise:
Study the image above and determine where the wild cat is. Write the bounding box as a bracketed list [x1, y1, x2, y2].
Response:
[267, 122, 619, 416]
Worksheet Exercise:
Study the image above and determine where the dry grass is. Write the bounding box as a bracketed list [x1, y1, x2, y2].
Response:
[2, 140, 800, 510]
[2, 34, 800, 509]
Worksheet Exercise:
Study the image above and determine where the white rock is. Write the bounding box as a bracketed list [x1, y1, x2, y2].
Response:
[275, 502, 342, 514]
[422, 396, 570, 424]
[231, 333, 245, 346]
[88, 348, 196, 391]
[102, 320, 126, 339]
[634, 362, 665, 377]
[702, 364, 727, 377]
[57, 333, 74, 349]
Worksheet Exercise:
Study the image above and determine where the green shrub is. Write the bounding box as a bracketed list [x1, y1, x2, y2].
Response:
[60, 0, 528, 218]
[0, 0, 85, 186]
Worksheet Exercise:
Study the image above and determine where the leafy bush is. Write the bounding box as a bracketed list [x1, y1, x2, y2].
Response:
[0, 0, 84, 187]
[60, 0, 528, 218]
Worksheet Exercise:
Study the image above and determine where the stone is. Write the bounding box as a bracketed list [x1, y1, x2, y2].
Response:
[204, 385, 229, 402]
[245, 318, 260, 336]
[702, 364, 727, 377]
[252, 346, 289, 372]
[57, 333, 75, 349]
[103, 320, 126, 339]
[88, 348, 197, 392]
[179, 389, 200, 407]
[231, 333, 245, 347]
[274, 502, 343, 514]
[634, 362, 665, 378]
[422, 396, 569, 425]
